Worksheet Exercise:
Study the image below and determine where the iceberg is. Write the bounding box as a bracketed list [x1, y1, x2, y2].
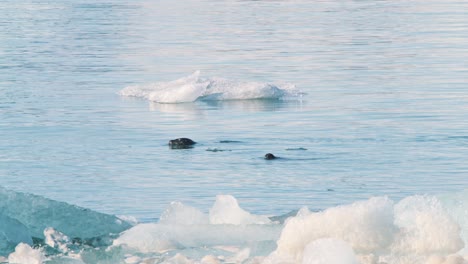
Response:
[119, 71, 300, 103]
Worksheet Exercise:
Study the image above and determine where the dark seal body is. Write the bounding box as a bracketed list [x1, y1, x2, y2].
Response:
[168, 138, 196, 149]
[264, 153, 277, 160]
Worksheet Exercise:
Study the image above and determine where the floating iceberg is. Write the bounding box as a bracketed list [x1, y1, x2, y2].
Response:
[119, 71, 300, 103]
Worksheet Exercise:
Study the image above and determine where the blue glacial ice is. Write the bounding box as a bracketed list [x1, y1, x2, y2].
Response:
[0, 214, 33, 255]
[0, 187, 132, 256]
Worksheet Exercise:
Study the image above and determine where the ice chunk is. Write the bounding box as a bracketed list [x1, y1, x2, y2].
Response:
[117, 215, 139, 226]
[119, 72, 299, 103]
[119, 71, 201, 100]
[425, 255, 468, 264]
[159, 201, 208, 225]
[225, 247, 250, 263]
[201, 78, 286, 101]
[113, 223, 178, 253]
[115, 197, 279, 254]
[148, 81, 209, 103]
[439, 189, 468, 255]
[165, 253, 193, 264]
[302, 238, 359, 264]
[267, 195, 465, 264]
[0, 214, 33, 255]
[209, 195, 271, 225]
[113, 223, 281, 253]
[44, 227, 71, 253]
[120, 71, 208, 103]
[200, 255, 220, 264]
[8, 243, 44, 264]
[0, 187, 131, 239]
[392, 195, 464, 254]
[272, 197, 396, 262]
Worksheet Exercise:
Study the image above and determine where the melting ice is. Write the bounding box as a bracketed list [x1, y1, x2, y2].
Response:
[119, 71, 300, 103]
[2, 187, 468, 264]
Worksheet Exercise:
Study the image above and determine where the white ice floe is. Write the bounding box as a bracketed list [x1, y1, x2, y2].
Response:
[119, 71, 300, 103]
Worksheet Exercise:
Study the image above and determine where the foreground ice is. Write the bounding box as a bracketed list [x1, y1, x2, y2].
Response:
[119, 71, 300, 103]
[112, 194, 468, 264]
[2, 189, 468, 264]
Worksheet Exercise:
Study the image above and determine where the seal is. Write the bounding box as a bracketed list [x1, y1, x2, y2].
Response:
[168, 138, 196, 149]
[264, 153, 277, 160]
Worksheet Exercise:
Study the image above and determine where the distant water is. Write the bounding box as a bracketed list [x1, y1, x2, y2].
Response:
[1, 0, 468, 263]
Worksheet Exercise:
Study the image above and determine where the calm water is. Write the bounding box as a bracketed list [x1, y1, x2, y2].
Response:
[1, 0, 468, 224]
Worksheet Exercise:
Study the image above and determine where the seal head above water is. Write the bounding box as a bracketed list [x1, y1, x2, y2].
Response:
[169, 138, 197, 149]
[264, 153, 277, 160]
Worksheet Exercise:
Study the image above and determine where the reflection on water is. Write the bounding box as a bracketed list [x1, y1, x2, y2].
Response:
[149, 101, 204, 115]
[201, 98, 304, 112]
[149, 99, 304, 114]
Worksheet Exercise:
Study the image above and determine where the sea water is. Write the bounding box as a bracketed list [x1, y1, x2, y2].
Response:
[1, 0, 468, 263]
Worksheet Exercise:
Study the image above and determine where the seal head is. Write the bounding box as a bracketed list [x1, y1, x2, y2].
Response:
[169, 138, 196, 149]
[264, 153, 277, 160]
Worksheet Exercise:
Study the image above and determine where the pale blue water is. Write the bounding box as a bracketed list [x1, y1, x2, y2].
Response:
[1, 0, 468, 262]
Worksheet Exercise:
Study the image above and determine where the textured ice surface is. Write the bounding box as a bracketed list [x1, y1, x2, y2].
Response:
[0, 187, 132, 240]
[0, 214, 33, 256]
